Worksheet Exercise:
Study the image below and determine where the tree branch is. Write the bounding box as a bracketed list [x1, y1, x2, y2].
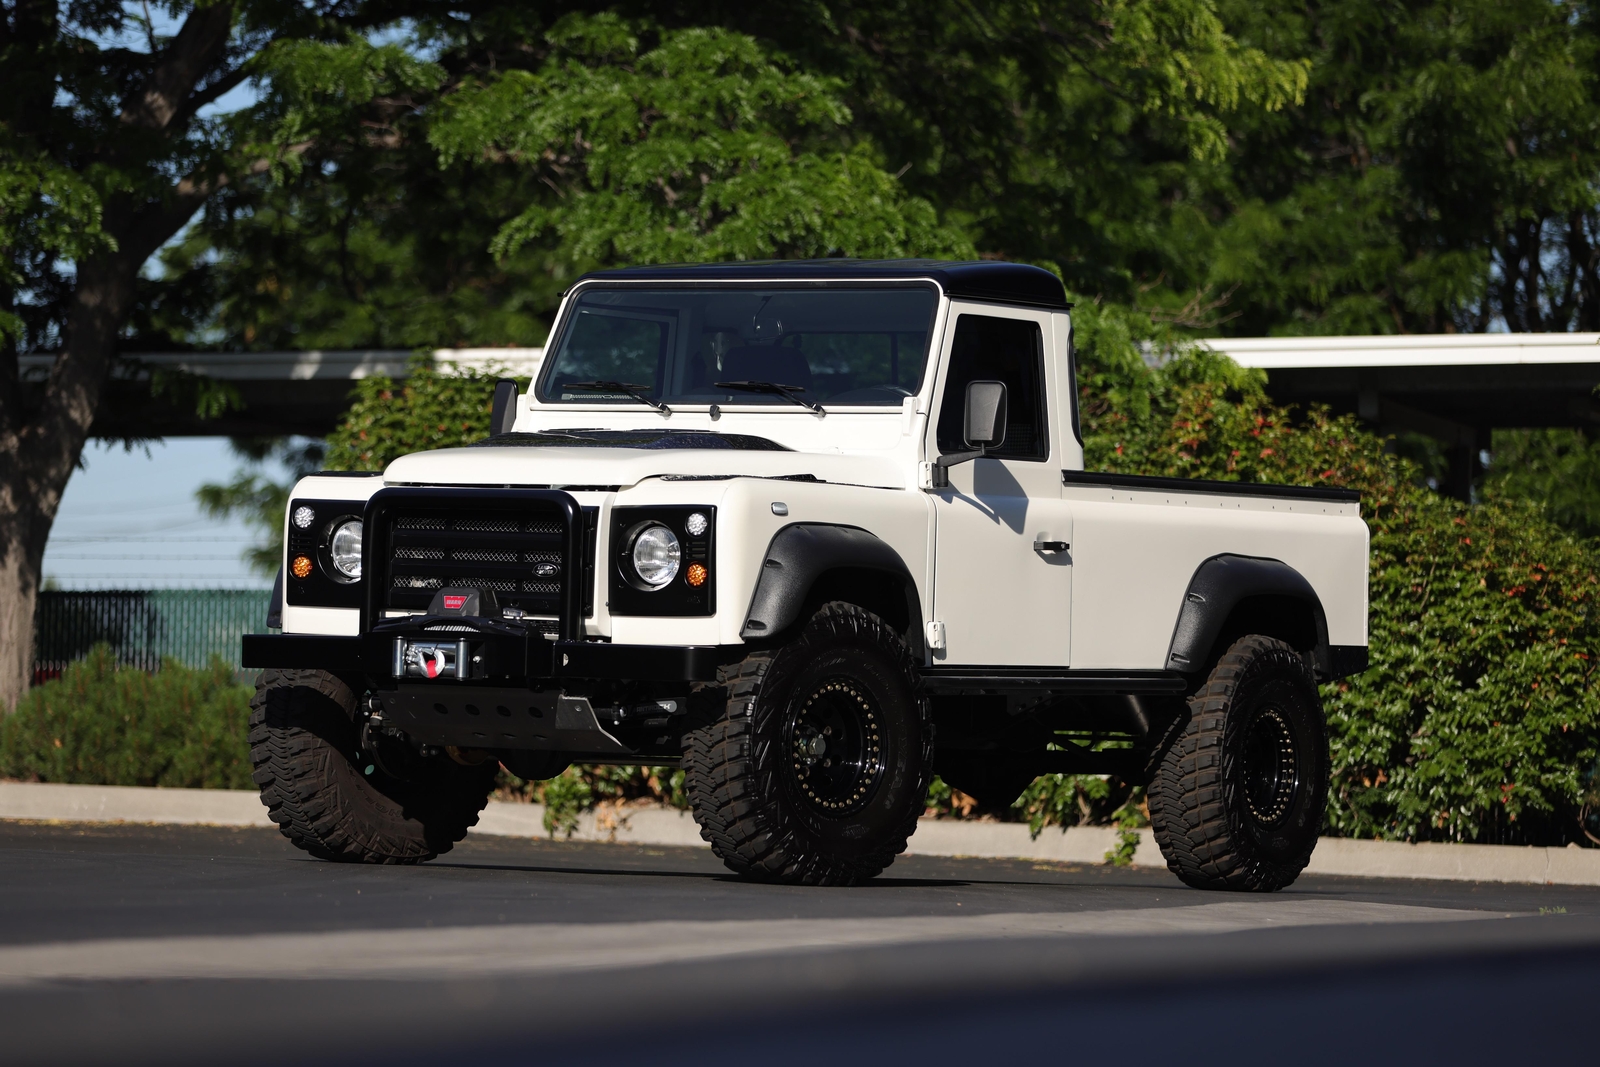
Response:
[173, 63, 255, 126]
[120, 2, 237, 132]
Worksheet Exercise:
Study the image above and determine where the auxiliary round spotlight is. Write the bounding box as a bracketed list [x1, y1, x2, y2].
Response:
[684, 512, 709, 537]
[292, 505, 315, 529]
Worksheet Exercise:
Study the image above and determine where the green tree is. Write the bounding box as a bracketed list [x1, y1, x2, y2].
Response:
[426, 14, 975, 269]
[639, 1, 1307, 305]
[0, 0, 454, 710]
[1198, 0, 1600, 335]
[151, 2, 1310, 349]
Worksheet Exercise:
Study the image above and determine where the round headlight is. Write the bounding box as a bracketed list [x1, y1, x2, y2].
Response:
[329, 518, 363, 580]
[631, 524, 681, 588]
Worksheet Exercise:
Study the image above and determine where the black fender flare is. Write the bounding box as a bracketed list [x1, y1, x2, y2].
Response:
[741, 524, 922, 654]
[1165, 554, 1335, 676]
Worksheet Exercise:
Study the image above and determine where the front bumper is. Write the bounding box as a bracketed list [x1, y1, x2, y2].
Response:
[241, 632, 741, 683]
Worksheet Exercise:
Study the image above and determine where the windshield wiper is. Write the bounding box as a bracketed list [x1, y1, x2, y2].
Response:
[713, 380, 824, 414]
[562, 381, 671, 414]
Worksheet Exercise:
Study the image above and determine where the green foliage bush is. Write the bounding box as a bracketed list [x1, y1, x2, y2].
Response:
[1335, 493, 1600, 843]
[1064, 302, 1600, 845]
[497, 764, 688, 837]
[1, 647, 254, 789]
[323, 358, 529, 472]
[1486, 429, 1600, 540]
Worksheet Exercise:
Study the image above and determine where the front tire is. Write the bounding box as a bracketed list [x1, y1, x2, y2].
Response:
[682, 602, 934, 885]
[1148, 635, 1329, 891]
[249, 669, 497, 863]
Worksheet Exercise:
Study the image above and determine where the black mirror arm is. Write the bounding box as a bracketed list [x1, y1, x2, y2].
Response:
[930, 445, 989, 488]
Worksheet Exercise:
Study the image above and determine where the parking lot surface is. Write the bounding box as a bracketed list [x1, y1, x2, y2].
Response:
[2, 820, 1596, 1065]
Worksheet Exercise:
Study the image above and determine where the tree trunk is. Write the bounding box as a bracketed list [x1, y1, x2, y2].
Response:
[0, 1, 251, 709]
[0, 251, 132, 709]
[0, 515, 48, 714]
[0, 189, 202, 710]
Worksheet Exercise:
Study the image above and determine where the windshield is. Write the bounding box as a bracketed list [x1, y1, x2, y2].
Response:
[538, 285, 938, 407]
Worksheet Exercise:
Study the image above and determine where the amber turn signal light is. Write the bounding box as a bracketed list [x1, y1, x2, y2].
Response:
[685, 562, 708, 587]
[291, 555, 313, 579]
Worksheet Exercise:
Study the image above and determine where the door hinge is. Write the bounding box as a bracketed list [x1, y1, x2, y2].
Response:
[925, 620, 947, 651]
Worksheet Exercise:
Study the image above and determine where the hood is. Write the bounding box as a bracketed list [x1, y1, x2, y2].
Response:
[383, 444, 906, 490]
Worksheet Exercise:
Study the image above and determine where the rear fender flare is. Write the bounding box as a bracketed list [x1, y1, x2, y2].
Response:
[1166, 554, 1331, 676]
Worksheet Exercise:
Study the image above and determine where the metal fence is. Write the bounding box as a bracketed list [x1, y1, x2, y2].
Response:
[32, 589, 272, 683]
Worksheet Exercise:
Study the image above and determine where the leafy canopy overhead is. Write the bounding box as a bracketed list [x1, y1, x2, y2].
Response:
[428, 15, 975, 268]
[143, 1, 1311, 351]
[48, 2, 1600, 352]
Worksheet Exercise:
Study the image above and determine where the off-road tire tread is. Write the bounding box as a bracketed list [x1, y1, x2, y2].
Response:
[1147, 635, 1327, 892]
[681, 602, 933, 886]
[249, 668, 494, 864]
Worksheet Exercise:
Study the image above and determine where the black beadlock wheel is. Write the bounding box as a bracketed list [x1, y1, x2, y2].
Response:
[249, 669, 497, 863]
[681, 602, 934, 886]
[1148, 635, 1329, 892]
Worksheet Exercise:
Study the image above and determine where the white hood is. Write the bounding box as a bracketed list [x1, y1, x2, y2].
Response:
[383, 445, 908, 490]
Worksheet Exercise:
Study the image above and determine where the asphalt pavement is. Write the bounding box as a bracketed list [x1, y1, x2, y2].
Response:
[2, 819, 1597, 1065]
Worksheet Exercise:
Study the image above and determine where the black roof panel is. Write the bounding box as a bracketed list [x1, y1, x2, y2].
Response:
[573, 260, 1071, 310]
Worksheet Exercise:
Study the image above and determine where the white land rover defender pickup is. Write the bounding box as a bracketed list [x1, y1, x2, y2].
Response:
[243, 260, 1369, 891]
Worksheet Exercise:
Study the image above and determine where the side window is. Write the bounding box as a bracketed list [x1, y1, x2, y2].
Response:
[935, 314, 1048, 460]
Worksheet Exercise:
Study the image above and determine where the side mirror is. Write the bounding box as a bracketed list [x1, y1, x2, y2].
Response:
[932, 380, 1009, 488]
[963, 380, 1007, 449]
[490, 378, 519, 436]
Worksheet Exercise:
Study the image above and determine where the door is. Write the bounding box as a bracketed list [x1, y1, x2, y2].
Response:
[928, 306, 1074, 666]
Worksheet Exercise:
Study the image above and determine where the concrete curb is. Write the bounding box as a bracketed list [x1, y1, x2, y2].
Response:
[0, 782, 273, 827]
[4, 781, 1598, 886]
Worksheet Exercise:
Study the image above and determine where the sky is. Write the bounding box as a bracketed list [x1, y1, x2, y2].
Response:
[42, 438, 277, 590]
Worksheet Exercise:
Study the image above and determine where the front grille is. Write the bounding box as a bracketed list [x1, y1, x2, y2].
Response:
[385, 507, 593, 617]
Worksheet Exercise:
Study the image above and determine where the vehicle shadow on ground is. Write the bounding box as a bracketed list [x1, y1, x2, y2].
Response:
[427, 859, 971, 889]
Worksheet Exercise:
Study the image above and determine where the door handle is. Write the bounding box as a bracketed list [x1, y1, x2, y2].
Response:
[1033, 538, 1070, 553]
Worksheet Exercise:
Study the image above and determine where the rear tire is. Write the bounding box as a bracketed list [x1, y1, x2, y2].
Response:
[1148, 635, 1329, 891]
[249, 669, 496, 863]
[682, 602, 934, 886]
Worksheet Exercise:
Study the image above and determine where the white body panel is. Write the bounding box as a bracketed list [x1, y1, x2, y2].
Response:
[384, 444, 909, 492]
[1065, 486, 1368, 670]
[277, 277, 1368, 683]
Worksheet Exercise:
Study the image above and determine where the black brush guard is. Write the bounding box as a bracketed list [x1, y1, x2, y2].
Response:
[243, 487, 740, 686]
